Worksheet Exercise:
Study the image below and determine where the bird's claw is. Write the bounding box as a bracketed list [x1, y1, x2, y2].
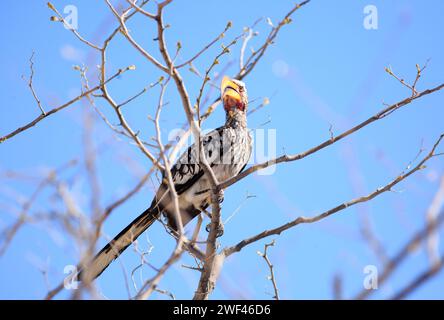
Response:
[206, 221, 224, 237]
[217, 190, 224, 204]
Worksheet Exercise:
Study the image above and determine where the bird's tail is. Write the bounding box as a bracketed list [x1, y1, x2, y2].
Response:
[79, 204, 160, 282]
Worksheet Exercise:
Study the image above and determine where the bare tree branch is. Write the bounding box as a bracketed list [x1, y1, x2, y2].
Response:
[355, 210, 444, 300]
[47, 2, 102, 51]
[219, 82, 444, 190]
[176, 21, 233, 69]
[0, 66, 134, 144]
[425, 174, 444, 267]
[22, 52, 45, 115]
[237, 0, 311, 79]
[391, 251, 444, 300]
[0, 160, 77, 256]
[4, 0, 444, 301]
[258, 240, 280, 300]
[224, 134, 444, 256]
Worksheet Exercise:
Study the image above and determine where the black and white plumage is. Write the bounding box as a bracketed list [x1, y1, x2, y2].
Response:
[80, 77, 252, 282]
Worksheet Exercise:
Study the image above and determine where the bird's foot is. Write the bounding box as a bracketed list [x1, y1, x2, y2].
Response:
[217, 189, 224, 204]
[206, 221, 224, 238]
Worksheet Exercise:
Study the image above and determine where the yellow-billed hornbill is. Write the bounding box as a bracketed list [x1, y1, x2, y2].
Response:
[81, 76, 252, 281]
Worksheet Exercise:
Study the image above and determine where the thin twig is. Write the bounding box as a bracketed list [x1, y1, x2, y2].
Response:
[224, 134, 444, 256]
[47, 2, 102, 51]
[22, 52, 45, 115]
[176, 21, 233, 69]
[1, 66, 134, 144]
[355, 211, 444, 299]
[258, 240, 280, 300]
[390, 252, 444, 300]
[219, 82, 444, 190]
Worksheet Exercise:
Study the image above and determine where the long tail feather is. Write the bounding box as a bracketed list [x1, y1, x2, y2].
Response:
[79, 205, 160, 282]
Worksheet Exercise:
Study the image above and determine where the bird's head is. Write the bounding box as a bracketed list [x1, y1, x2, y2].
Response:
[220, 76, 248, 115]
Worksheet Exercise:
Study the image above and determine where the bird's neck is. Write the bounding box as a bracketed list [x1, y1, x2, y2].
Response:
[225, 108, 247, 129]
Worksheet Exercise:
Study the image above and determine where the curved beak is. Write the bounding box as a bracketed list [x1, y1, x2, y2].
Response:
[221, 76, 241, 103]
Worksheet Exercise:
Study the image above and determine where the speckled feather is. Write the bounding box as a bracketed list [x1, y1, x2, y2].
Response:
[80, 79, 251, 282]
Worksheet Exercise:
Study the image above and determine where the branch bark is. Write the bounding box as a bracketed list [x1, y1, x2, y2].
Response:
[219, 82, 444, 190]
[224, 134, 444, 256]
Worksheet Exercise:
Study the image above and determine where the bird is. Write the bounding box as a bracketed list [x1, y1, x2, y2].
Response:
[79, 76, 252, 282]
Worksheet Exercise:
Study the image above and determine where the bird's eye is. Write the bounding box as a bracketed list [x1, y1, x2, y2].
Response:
[239, 86, 244, 92]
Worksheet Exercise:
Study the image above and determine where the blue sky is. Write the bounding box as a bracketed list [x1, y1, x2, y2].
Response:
[1, 0, 444, 299]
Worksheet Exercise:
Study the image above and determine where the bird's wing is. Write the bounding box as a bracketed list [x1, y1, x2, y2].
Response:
[168, 127, 224, 195]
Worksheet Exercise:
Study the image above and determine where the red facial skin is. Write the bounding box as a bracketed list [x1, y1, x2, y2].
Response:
[223, 96, 245, 112]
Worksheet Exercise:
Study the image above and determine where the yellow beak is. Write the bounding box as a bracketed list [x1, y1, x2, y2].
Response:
[221, 76, 241, 102]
